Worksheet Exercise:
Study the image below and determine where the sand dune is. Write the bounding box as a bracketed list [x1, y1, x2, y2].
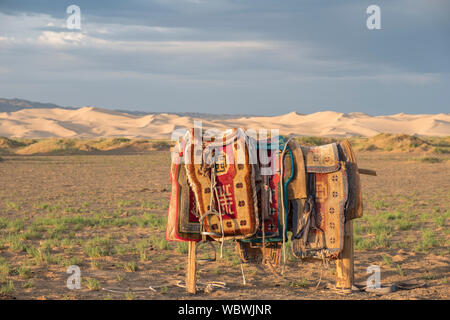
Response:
[0, 107, 449, 139]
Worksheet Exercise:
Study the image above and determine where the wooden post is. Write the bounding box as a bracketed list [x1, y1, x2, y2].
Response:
[186, 241, 197, 294]
[335, 220, 354, 291]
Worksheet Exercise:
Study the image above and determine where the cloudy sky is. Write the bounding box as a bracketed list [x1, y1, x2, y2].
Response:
[0, 0, 448, 115]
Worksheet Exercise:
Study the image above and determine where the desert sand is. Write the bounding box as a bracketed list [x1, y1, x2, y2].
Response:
[0, 107, 449, 139]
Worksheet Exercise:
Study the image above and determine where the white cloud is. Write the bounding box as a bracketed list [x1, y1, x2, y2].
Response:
[1, 11, 274, 53]
[37, 31, 86, 47]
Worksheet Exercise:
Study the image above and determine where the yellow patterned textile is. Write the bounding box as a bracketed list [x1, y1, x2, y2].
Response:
[185, 129, 259, 240]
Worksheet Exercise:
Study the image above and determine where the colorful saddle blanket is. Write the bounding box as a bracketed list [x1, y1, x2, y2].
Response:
[184, 128, 259, 240]
[166, 136, 202, 242]
[239, 136, 294, 244]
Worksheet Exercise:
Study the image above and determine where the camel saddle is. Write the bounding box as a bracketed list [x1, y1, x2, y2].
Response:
[290, 140, 362, 259]
[239, 135, 294, 244]
[184, 128, 259, 240]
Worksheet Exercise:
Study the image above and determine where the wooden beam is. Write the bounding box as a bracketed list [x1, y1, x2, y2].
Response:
[186, 241, 197, 294]
[358, 168, 377, 176]
[335, 220, 354, 291]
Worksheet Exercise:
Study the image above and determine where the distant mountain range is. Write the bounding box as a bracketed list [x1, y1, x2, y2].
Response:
[0, 98, 77, 112]
[0, 98, 253, 119]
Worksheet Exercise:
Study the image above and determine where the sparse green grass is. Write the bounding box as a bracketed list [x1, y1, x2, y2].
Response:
[22, 280, 34, 289]
[382, 255, 393, 266]
[26, 246, 43, 265]
[117, 200, 134, 208]
[354, 212, 394, 250]
[83, 237, 114, 258]
[123, 261, 138, 272]
[354, 235, 376, 250]
[135, 241, 149, 261]
[434, 147, 450, 154]
[230, 255, 241, 266]
[415, 229, 441, 252]
[0, 217, 7, 229]
[152, 237, 171, 251]
[141, 201, 159, 209]
[373, 200, 388, 210]
[174, 264, 182, 272]
[90, 260, 102, 270]
[0, 280, 15, 295]
[433, 211, 449, 228]
[423, 273, 436, 280]
[160, 285, 169, 294]
[22, 230, 42, 240]
[85, 278, 101, 291]
[175, 242, 189, 254]
[7, 219, 25, 232]
[5, 201, 20, 211]
[61, 238, 78, 249]
[374, 233, 391, 248]
[114, 244, 134, 256]
[125, 291, 137, 300]
[397, 220, 415, 231]
[26, 210, 166, 232]
[367, 220, 393, 235]
[25, 245, 62, 266]
[396, 265, 405, 277]
[81, 201, 91, 208]
[116, 273, 124, 282]
[419, 157, 442, 163]
[63, 256, 83, 267]
[0, 258, 10, 282]
[49, 224, 69, 239]
[17, 265, 32, 279]
[35, 203, 50, 210]
[7, 234, 27, 252]
[290, 277, 309, 288]
[152, 254, 169, 262]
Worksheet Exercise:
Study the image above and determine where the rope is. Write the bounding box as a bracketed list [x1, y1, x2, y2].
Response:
[261, 178, 267, 265]
[175, 280, 229, 292]
[210, 159, 225, 257]
[102, 280, 229, 295]
[240, 263, 246, 285]
[197, 154, 225, 258]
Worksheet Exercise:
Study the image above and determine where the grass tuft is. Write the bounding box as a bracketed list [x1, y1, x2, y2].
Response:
[85, 278, 101, 291]
[123, 261, 138, 272]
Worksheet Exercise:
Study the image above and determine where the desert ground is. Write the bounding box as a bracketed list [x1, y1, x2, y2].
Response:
[0, 138, 448, 300]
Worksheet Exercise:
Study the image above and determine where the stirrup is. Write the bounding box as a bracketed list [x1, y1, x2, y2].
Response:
[199, 211, 224, 238]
